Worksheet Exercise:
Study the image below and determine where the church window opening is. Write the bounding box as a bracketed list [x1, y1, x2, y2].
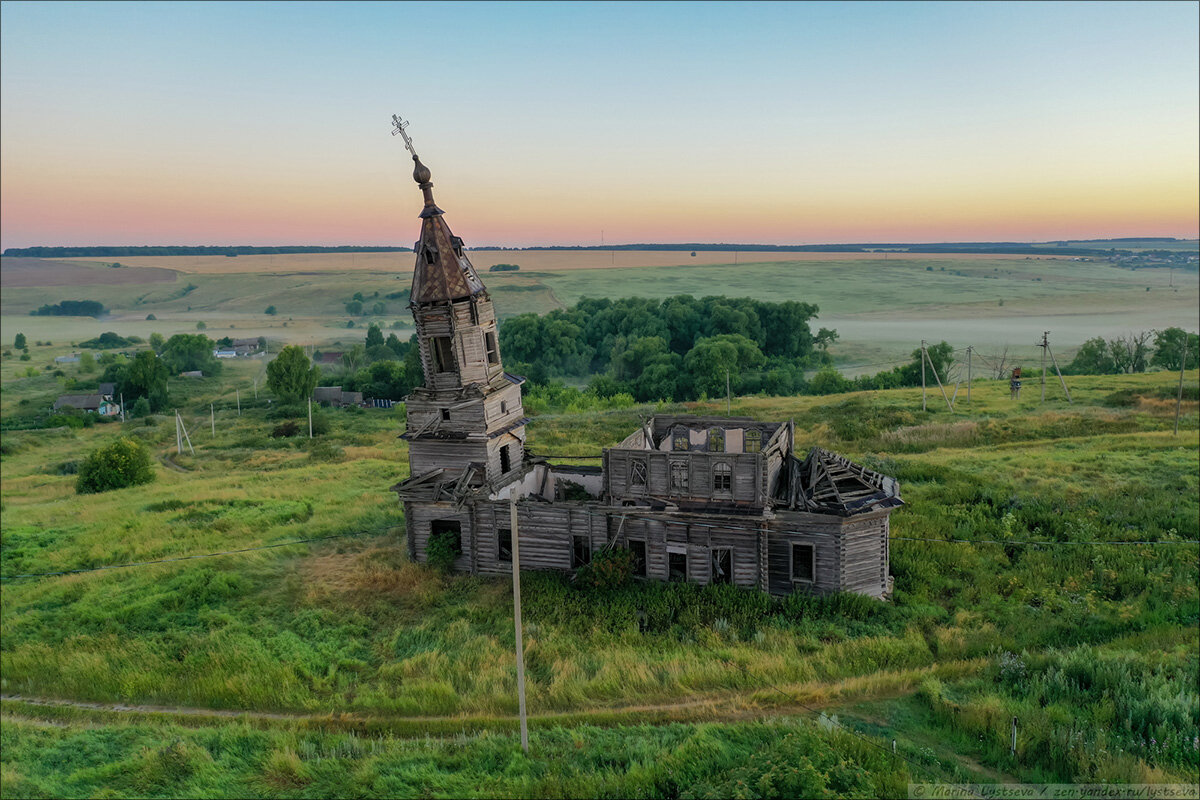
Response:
[631, 458, 648, 489]
[441, 408, 451, 421]
[485, 331, 499, 364]
[498, 528, 512, 562]
[713, 462, 732, 493]
[673, 433, 689, 451]
[629, 540, 647, 577]
[500, 444, 512, 473]
[500, 400, 508, 414]
[711, 548, 732, 584]
[669, 552, 688, 582]
[708, 429, 724, 452]
[670, 460, 689, 492]
[744, 429, 762, 453]
[791, 543, 815, 583]
[424, 247, 437, 265]
[431, 336, 454, 373]
[572, 535, 591, 568]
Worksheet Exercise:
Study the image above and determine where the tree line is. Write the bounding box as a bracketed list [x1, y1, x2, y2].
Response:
[498, 296, 837, 402]
[5, 245, 408, 258]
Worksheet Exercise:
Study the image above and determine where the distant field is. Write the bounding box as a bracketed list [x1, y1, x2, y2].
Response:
[57, 249, 1078, 275]
[3, 252, 1196, 369]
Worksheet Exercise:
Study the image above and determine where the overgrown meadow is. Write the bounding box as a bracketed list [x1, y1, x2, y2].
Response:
[1, 362, 1197, 797]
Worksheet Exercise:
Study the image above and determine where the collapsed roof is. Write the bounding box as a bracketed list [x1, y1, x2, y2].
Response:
[776, 448, 903, 516]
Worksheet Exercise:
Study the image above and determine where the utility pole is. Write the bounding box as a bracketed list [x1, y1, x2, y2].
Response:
[966, 347, 972, 404]
[253, 378, 258, 400]
[175, 410, 194, 455]
[1011, 716, 1018, 758]
[509, 500, 530, 753]
[726, 369, 731, 415]
[236, 388, 241, 416]
[308, 398, 313, 438]
[1175, 338, 1188, 436]
[921, 340, 927, 411]
[210, 403, 215, 437]
[120, 392, 126, 422]
[1046, 339, 1072, 404]
[175, 409, 183, 454]
[1039, 332, 1048, 403]
[924, 346, 954, 411]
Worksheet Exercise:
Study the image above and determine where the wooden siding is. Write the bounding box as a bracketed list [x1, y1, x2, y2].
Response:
[605, 449, 765, 507]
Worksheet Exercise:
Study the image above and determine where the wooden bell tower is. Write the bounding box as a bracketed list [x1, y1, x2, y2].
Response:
[394, 117, 528, 484]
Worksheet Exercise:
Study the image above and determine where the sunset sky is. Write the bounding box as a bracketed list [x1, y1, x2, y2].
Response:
[1, 1, 1197, 250]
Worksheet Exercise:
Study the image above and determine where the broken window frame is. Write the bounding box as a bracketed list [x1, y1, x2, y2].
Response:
[710, 548, 732, 584]
[630, 458, 648, 490]
[572, 535, 591, 568]
[485, 330, 500, 365]
[629, 539, 647, 578]
[744, 429, 762, 453]
[430, 336, 455, 373]
[708, 429, 724, 452]
[498, 527, 512, 562]
[668, 551, 688, 582]
[669, 460, 689, 493]
[712, 462, 732, 494]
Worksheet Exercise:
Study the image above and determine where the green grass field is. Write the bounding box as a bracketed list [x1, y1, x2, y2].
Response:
[1, 364, 1197, 796]
[2, 253, 1196, 372]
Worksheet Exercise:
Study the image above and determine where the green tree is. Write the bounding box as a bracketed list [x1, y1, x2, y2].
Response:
[385, 332, 407, 357]
[130, 396, 151, 418]
[14, 332, 26, 349]
[1067, 337, 1117, 374]
[1150, 327, 1199, 371]
[345, 300, 363, 315]
[267, 345, 321, 402]
[161, 333, 220, 375]
[370, 301, 386, 316]
[149, 332, 166, 353]
[683, 334, 764, 398]
[78, 351, 96, 373]
[195, 321, 207, 331]
[365, 324, 384, 350]
[76, 437, 155, 494]
[119, 350, 170, 411]
[265, 305, 277, 315]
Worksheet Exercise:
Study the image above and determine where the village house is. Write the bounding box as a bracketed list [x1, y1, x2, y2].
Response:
[391, 144, 901, 598]
[313, 386, 364, 408]
[52, 394, 120, 416]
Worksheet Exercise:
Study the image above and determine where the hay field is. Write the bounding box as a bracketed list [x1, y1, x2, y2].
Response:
[57, 249, 1072, 275]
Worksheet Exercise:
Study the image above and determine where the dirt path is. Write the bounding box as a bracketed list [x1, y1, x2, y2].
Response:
[0, 661, 981, 731]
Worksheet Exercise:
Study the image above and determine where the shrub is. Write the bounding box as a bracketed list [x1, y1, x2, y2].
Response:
[131, 397, 152, 418]
[272, 420, 301, 438]
[75, 437, 156, 494]
[146, 313, 157, 320]
[426, 528, 462, 572]
[576, 547, 635, 589]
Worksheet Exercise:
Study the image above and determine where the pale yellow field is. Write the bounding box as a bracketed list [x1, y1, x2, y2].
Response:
[60, 249, 1073, 275]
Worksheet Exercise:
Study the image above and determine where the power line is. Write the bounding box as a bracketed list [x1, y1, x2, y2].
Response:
[0, 529, 389, 582]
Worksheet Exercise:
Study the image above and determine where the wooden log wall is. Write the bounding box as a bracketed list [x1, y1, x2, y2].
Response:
[605, 449, 765, 507]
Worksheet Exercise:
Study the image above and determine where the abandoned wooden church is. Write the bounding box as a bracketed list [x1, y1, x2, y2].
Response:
[390, 140, 903, 599]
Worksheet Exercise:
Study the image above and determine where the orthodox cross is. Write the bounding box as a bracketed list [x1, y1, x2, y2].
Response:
[391, 114, 418, 157]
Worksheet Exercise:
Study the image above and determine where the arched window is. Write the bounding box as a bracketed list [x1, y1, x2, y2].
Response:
[744, 429, 762, 453]
[631, 458, 648, 489]
[713, 462, 732, 493]
[708, 429, 724, 452]
[673, 434, 689, 451]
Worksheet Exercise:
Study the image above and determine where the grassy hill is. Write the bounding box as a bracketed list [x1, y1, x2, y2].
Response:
[1, 364, 1196, 796]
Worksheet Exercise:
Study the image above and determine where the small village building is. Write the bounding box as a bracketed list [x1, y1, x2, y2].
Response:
[316, 352, 344, 366]
[313, 387, 364, 407]
[213, 348, 238, 359]
[54, 353, 81, 364]
[52, 394, 120, 416]
[390, 144, 901, 598]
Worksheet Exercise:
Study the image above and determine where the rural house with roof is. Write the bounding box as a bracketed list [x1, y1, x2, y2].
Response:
[391, 138, 902, 598]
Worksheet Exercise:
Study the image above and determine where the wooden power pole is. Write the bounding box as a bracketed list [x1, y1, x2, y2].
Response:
[921, 340, 927, 411]
[1039, 332, 1049, 403]
[966, 346, 972, 404]
[1176, 338, 1188, 436]
[509, 500, 530, 753]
